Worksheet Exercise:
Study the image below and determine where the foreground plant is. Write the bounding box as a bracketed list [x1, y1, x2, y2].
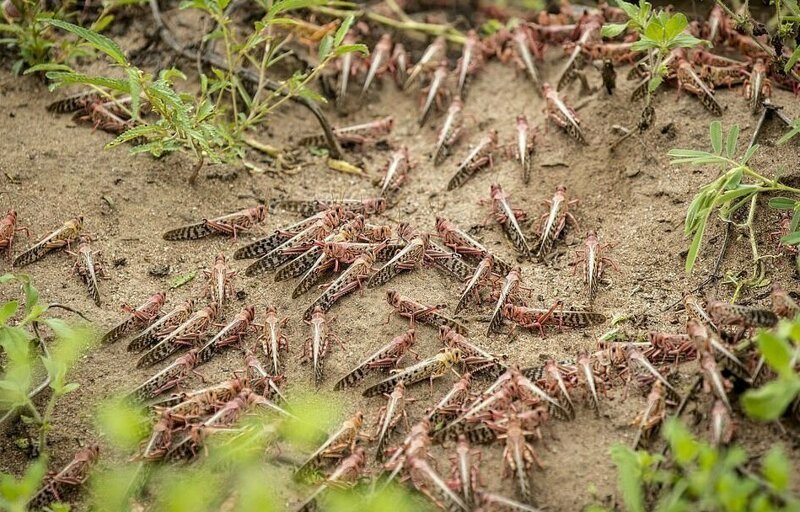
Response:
[669, 121, 800, 296]
[0, 274, 95, 510]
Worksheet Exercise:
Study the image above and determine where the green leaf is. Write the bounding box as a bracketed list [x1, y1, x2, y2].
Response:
[741, 143, 759, 164]
[785, 47, 800, 74]
[725, 125, 739, 158]
[791, 210, 800, 232]
[169, 271, 197, 289]
[781, 231, 800, 245]
[21, 277, 38, 316]
[647, 75, 663, 92]
[769, 197, 797, 210]
[664, 12, 687, 40]
[24, 63, 73, 74]
[756, 331, 794, 377]
[630, 36, 658, 52]
[685, 211, 708, 273]
[669, 33, 705, 49]
[710, 121, 722, 155]
[45, 71, 131, 93]
[334, 14, 354, 47]
[601, 23, 628, 38]
[762, 447, 790, 492]
[616, 0, 640, 21]
[742, 376, 800, 420]
[105, 124, 160, 149]
[0, 300, 19, 324]
[318, 33, 333, 61]
[609, 444, 645, 512]
[45, 19, 128, 67]
[267, 0, 328, 19]
[777, 122, 800, 145]
[126, 67, 141, 120]
[334, 43, 368, 56]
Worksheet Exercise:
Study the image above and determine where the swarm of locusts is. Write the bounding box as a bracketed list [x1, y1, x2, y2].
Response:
[14, 0, 800, 510]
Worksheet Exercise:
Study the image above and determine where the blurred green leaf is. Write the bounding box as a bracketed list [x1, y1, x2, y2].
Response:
[609, 444, 645, 512]
[769, 197, 797, 210]
[742, 376, 800, 420]
[601, 23, 628, 38]
[710, 121, 722, 155]
[0, 300, 19, 324]
[762, 447, 790, 493]
[45, 19, 127, 66]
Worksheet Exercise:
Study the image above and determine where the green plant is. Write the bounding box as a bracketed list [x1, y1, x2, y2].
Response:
[742, 318, 800, 421]
[601, 0, 705, 109]
[610, 419, 798, 512]
[0, 274, 95, 511]
[668, 121, 800, 296]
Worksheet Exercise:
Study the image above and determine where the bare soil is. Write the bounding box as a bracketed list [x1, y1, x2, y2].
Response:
[2, 13, 800, 511]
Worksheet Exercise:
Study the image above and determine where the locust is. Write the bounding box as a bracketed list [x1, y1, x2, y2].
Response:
[440, 325, 506, 377]
[246, 208, 345, 276]
[259, 305, 289, 375]
[514, 115, 535, 183]
[577, 351, 601, 415]
[391, 43, 409, 88]
[427, 372, 472, 426]
[631, 381, 666, 449]
[542, 83, 585, 143]
[710, 399, 734, 447]
[244, 351, 287, 402]
[700, 350, 733, 411]
[454, 254, 495, 314]
[573, 230, 617, 303]
[379, 146, 412, 196]
[13, 216, 83, 267]
[504, 303, 607, 332]
[303, 251, 375, 320]
[300, 117, 395, 147]
[514, 368, 573, 421]
[494, 411, 543, 504]
[555, 14, 602, 90]
[432, 377, 515, 442]
[28, 445, 100, 510]
[673, 50, 723, 116]
[127, 300, 194, 352]
[407, 455, 469, 512]
[367, 235, 427, 288]
[476, 491, 544, 511]
[456, 29, 484, 99]
[682, 292, 717, 331]
[447, 130, 499, 191]
[234, 211, 331, 260]
[435, 217, 512, 274]
[374, 381, 411, 461]
[489, 183, 531, 254]
[268, 197, 386, 217]
[0, 210, 29, 261]
[386, 289, 468, 335]
[301, 305, 336, 386]
[706, 300, 778, 333]
[295, 411, 364, 477]
[361, 33, 393, 97]
[433, 96, 464, 166]
[136, 303, 219, 368]
[404, 36, 447, 90]
[334, 329, 416, 390]
[426, 239, 477, 282]
[69, 239, 105, 306]
[450, 434, 481, 509]
[102, 291, 166, 344]
[162, 205, 266, 241]
[382, 419, 432, 484]
[204, 253, 235, 310]
[543, 359, 575, 417]
[47, 90, 103, 113]
[362, 348, 461, 397]
[504, 27, 543, 95]
[296, 448, 366, 512]
[626, 348, 679, 399]
[536, 185, 578, 257]
[772, 284, 800, 319]
[744, 59, 771, 114]
[487, 270, 524, 335]
[419, 62, 450, 127]
[336, 33, 364, 109]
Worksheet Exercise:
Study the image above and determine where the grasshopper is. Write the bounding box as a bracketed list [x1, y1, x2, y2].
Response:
[456, 30, 484, 99]
[744, 59, 771, 114]
[379, 146, 412, 196]
[301, 305, 336, 386]
[425, 239, 477, 282]
[573, 230, 617, 303]
[542, 83, 585, 143]
[706, 300, 778, 332]
[447, 130, 498, 191]
[427, 372, 472, 427]
[435, 217, 512, 274]
[336, 33, 365, 110]
[361, 33, 393, 97]
[303, 251, 375, 321]
[391, 43, 409, 88]
[772, 284, 800, 319]
[440, 326, 506, 377]
[69, 239, 106, 306]
[0, 210, 29, 261]
[13, 216, 83, 267]
[127, 300, 193, 353]
[404, 36, 446, 90]
[407, 455, 469, 511]
[419, 62, 450, 127]
[450, 434, 481, 509]
[28, 445, 100, 510]
[489, 184, 530, 254]
[673, 50, 723, 116]
[204, 253, 235, 310]
[710, 399, 734, 447]
[47, 90, 103, 113]
[386, 289, 468, 335]
[162, 206, 266, 241]
[295, 411, 364, 477]
[494, 411, 543, 504]
[487, 270, 525, 335]
[102, 291, 166, 344]
[136, 303, 219, 368]
[514, 115, 536, 183]
[367, 235, 427, 288]
[334, 329, 416, 390]
[268, 197, 386, 217]
[233, 211, 330, 260]
[259, 305, 289, 375]
[296, 448, 366, 512]
[503, 27, 543, 95]
[433, 96, 464, 166]
[577, 351, 602, 415]
[543, 359, 575, 417]
[300, 117, 395, 147]
[536, 185, 579, 257]
[374, 381, 410, 461]
[244, 351, 287, 402]
[362, 348, 461, 397]
[555, 14, 602, 90]
[631, 381, 666, 449]
[454, 254, 495, 314]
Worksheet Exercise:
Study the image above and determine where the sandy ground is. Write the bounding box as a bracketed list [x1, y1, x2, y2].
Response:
[1, 18, 800, 510]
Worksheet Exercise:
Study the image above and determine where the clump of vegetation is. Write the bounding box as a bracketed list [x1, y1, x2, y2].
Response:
[607, 419, 797, 512]
[669, 121, 800, 296]
[0, 274, 95, 510]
